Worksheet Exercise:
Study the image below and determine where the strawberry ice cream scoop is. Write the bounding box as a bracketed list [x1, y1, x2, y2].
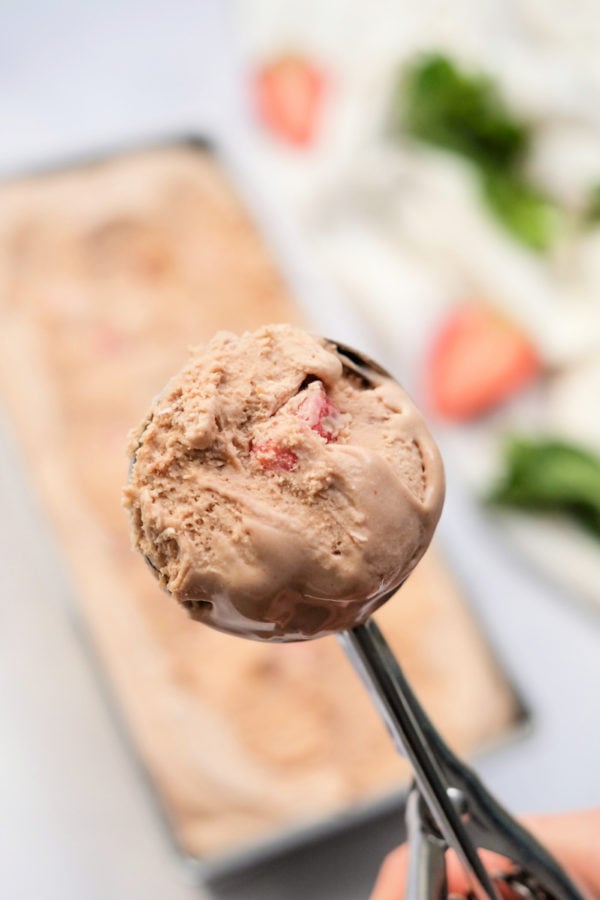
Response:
[125, 325, 445, 641]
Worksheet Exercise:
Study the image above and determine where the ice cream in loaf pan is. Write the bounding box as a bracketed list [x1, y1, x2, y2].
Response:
[0, 146, 517, 859]
[125, 324, 445, 640]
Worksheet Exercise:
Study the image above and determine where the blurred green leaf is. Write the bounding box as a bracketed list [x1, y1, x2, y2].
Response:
[489, 437, 600, 538]
[583, 182, 600, 226]
[396, 53, 530, 170]
[480, 171, 562, 252]
[393, 53, 563, 251]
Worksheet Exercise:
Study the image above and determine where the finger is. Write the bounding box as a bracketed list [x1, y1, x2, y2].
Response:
[515, 810, 600, 897]
[370, 809, 600, 900]
[369, 843, 512, 899]
[444, 847, 517, 896]
[369, 845, 409, 900]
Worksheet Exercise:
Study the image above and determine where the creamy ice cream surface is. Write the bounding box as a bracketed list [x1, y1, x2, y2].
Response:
[125, 324, 444, 640]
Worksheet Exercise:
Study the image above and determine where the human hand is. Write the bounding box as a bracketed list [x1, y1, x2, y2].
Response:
[370, 808, 600, 899]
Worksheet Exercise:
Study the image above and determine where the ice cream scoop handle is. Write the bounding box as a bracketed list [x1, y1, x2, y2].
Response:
[339, 618, 587, 900]
[340, 619, 500, 899]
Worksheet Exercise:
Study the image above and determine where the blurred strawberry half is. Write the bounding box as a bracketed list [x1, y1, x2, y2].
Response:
[427, 304, 541, 421]
[253, 54, 325, 147]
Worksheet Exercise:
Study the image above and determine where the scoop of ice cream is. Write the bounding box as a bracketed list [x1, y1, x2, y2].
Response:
[124, 324, 444, 640]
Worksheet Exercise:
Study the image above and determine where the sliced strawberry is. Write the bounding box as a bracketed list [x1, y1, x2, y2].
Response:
[254, 54, 324, 147]
[427, 304, 541, 420]
[294, 381, 340, 441]
[252, 439, 298, 472]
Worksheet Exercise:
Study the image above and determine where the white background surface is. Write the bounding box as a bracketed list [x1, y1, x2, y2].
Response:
[1, 2, 599, 898]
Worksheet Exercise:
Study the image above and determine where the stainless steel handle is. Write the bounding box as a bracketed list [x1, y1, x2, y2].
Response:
[339, 617, 587, 900]
[339, 619, 501, 899]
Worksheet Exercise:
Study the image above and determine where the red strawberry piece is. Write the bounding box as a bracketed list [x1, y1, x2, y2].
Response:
[294, 382, 340, 441]
[252, 439, 298, 472]
[427, 304, 541, 420]
[252, 382, 339, 470]
[254, 54, 325, 147]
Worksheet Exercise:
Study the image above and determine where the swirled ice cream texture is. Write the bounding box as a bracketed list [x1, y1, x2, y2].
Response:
[124, 325, 444, 640]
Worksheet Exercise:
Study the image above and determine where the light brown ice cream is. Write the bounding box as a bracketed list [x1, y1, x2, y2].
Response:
[125, 324, 445, 640]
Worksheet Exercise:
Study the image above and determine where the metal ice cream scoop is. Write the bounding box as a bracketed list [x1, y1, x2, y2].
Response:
[131, 335, 587, 898]
[329, 342, 586, 900]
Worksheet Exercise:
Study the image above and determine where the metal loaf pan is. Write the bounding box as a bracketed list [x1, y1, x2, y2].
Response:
[0, 133, 530, 885]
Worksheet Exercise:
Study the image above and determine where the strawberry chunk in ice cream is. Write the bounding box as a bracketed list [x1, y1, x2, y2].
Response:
[252, 380, 340, 471]
[293, 381, 340, 441]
